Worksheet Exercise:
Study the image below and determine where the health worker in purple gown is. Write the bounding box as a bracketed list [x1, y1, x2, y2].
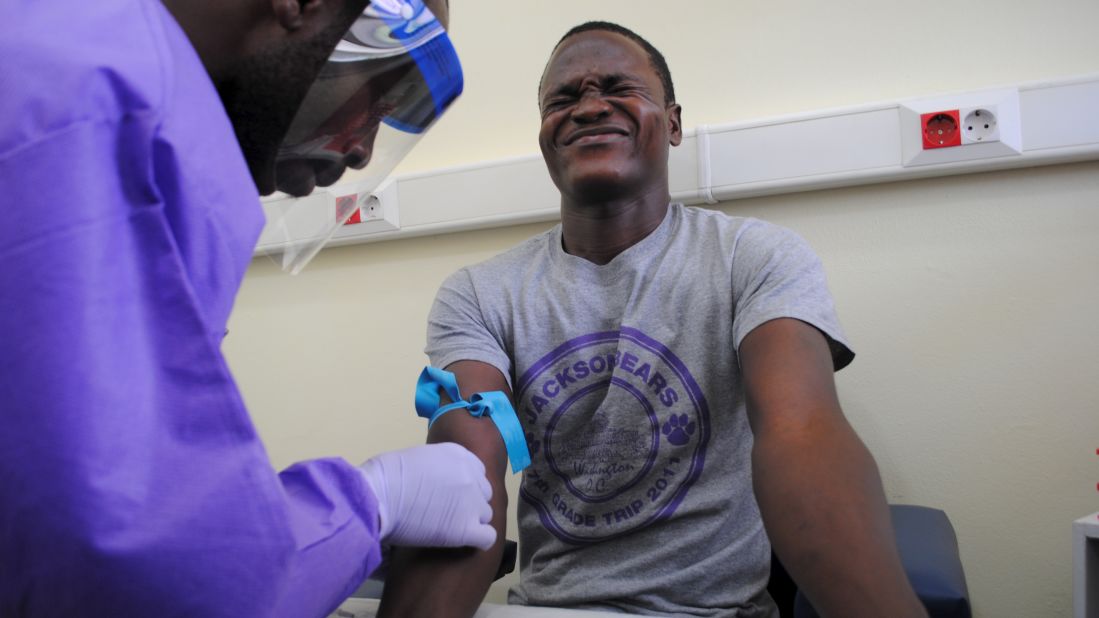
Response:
[0, 0, 493, 616]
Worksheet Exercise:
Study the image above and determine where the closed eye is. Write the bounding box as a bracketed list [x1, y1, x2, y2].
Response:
[607, 85, 638, 96]
[545, 97, 575, 108]
[541, 96, 576, 116]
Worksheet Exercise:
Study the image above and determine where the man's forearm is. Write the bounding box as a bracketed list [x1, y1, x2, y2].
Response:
[753, 419, 926, 618]
[377, 369, 512, 618]
[376, 477, 506, 618]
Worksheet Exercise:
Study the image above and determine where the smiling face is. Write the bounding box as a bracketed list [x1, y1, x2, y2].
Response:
[538, 30, 682, 204]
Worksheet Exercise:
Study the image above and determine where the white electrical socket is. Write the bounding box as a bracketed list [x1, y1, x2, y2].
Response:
[329, 177, 400, 243]
[357, 193, 383, 221]
[960, 107, 999, 144]
[899, 88, 1022, 167]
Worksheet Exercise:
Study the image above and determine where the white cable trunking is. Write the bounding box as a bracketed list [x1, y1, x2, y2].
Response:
[256, 73, 1099, 256]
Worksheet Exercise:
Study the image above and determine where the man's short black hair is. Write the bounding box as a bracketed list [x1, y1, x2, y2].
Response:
[541, 21, 676, 106]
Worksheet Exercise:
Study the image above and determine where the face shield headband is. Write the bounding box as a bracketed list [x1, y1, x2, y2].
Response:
[262, 0, 462, 274]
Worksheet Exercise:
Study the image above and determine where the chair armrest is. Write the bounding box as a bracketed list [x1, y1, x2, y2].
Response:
[889, 504, 971, 616]
[494, 540, 518, 581]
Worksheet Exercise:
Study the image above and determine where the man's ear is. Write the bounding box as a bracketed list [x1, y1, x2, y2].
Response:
[667, 103, 683, 147]
[271, 0, 326, 32]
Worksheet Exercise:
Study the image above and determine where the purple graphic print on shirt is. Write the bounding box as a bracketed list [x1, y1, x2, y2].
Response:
[516, 327, 710, 544]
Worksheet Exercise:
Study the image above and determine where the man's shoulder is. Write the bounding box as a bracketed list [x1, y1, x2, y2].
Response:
[457, 226, 558, 280]
[0, 0, 172, 151]
[673, 205, 796, 249]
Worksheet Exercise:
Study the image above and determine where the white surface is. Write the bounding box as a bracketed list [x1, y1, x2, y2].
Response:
[1075, 512, 1099, 618]
[329, 598, 624, 617]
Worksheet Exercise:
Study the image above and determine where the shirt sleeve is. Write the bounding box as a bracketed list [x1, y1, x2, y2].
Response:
[425, 267, 514, 387]
[0, 122, 382, 616]
[730, 218, 855, 370]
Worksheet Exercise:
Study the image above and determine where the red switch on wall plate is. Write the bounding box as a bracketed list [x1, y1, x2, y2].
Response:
[921, 110, 961, 149]
[337, 194, 363, 225]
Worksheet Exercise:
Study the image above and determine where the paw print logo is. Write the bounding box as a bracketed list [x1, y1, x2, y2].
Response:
[526, 431, 541, 455]
[661, 414, 696, 446]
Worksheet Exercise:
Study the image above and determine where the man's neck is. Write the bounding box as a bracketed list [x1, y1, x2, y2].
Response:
[559, 187, 671, 265]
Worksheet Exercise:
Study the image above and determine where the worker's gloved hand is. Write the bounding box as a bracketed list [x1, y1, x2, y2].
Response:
[360, 442, 495, 550]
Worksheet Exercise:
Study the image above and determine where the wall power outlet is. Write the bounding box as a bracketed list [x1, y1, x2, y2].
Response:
[900, 89, 1021, 167]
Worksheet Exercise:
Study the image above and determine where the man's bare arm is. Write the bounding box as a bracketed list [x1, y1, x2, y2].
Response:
[740, 318, 926, 618]
[377, 360, 511, 618]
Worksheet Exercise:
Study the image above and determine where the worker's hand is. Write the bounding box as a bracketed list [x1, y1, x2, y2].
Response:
[360, 443, 496, 550]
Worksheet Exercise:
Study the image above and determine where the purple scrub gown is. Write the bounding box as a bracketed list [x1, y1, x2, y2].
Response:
[0, 1, 383, 615]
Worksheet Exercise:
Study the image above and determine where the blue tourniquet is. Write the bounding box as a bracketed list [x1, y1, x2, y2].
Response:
[415, 367, 530, 473]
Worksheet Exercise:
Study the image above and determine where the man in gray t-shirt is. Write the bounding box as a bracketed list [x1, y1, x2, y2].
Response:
[425, 206, 854, 617]
[378, 21, 927, 618]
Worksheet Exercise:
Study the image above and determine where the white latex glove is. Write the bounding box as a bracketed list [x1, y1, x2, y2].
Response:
[359, 442, 496, 550]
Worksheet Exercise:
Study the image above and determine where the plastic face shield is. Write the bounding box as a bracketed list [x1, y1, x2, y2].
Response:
[263, 0, 461, 273]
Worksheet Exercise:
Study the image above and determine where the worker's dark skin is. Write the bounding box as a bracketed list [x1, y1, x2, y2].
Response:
[161, 0, 449, 195]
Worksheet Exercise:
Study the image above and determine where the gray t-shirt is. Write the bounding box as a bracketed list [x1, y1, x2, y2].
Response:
[426, 204, 853, 617]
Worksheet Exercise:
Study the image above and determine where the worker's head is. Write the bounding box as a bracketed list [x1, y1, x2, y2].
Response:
[208, 0, 456, 197]
[537, 22, 682, 203]
[270, 0, 459, 197]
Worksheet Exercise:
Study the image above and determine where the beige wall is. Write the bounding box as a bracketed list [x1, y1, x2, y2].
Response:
[224, 2, 1099, 616]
